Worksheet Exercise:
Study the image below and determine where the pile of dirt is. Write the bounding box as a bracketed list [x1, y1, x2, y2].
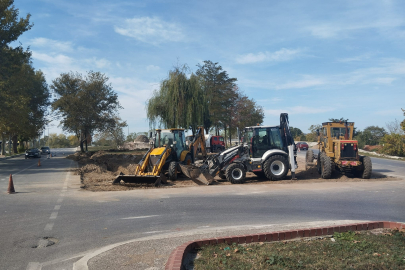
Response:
[135, 135, 149, 142]
[363, 145, 382, 152]
[71, 150, 399, 192]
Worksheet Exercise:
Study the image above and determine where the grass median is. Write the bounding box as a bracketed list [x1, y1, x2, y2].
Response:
[194, 229, 405, 269]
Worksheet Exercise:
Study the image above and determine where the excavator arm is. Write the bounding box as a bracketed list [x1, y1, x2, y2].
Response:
[189, 126, 207, 162]
[280, 113, 298, 179]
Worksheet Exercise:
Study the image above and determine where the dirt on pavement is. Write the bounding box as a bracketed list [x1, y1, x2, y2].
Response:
[67, 150, 400, 192]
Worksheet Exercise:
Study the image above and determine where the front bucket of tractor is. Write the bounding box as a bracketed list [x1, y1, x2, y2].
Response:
[112, 172, 167, 187]
[179, 164, 214, 185]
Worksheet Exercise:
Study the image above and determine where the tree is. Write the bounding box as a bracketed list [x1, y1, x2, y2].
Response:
[147, 65, 205, 134]
[104, 117, 127, 147]
[68, 135, 79, 147]
[381, 133, 405, 157]
[0, 0, 33, 155]
[0, 0, 32, 84]
[126, 132, 137, 142]
[290, 127, 303, 139]
[386, 119, 405, 135]
[357, 126, 387, 146]
[196, 61, 238, 136]
[306, 124, 322, 142]
[51, 71, 122, 152]
[231, 93, 264, 138]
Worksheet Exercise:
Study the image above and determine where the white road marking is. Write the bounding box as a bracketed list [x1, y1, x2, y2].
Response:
[50, 211, 58, 219]
[44, 223, 54, 231]
[57, 197, 64, 203]
[198, 226, 210, 228]
[121, 215, 160, 220]
[26, 262, 41, 270]
[54, 205, 61, 210]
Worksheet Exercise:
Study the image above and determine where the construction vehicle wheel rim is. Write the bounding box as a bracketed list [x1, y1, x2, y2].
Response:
[271, 160, 284, 176]
[232, 168, 243, 180]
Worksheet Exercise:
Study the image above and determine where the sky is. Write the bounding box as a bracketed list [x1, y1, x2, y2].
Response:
[13, 0, 405, 136]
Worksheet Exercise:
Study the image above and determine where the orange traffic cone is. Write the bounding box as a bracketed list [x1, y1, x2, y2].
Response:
[38, 159, 41, 167]
[7, 174, 15, 194]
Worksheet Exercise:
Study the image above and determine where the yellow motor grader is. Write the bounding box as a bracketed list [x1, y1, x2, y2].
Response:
[306, 121, 372, 179]
[113, 128, 206, 186]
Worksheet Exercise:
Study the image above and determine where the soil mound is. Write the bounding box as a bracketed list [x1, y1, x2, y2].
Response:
[135, 135, 149, 142]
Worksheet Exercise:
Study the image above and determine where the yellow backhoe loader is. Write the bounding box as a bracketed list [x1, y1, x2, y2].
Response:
[113, 128, 193, 186]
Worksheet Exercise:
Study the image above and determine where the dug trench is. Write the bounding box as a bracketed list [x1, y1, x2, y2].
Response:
[67, 150, 399, 192]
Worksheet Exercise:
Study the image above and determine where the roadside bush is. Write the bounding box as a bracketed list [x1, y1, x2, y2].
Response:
[17, 145, 25, 153]
[380, 133, 405, 156]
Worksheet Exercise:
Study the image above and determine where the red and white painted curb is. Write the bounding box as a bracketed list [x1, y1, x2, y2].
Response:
[165, 221, 405, 270]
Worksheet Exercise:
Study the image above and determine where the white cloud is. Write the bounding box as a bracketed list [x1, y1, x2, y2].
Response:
[32, 51, 73, 66]
[337, 54, 371, 63]
[236, 48, 302, 64]
[84, 57, 111, 68]
[307, 15, 405, 39]
[114, 16, 184, 45]
[30, 37, 74, 52]
[146, 65, 160, 71]
[266, 106, 335, 116]
[275, 78, 325, 90]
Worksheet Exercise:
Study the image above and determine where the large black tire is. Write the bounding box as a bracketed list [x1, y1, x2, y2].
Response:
[218, 171, 227, 179]
[168, 161, 178, 180]
[320, 152, 332, 179]
[306, 150, 314, 163]
[263, 155, 289, 181]
[225, 163, 246, 184]
[317, 152, 322, 174]
[355, 156, 372, 179]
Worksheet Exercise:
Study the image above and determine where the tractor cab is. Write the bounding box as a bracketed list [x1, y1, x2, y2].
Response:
[154, 129, 188, 162]
[244, 126, 285, 158]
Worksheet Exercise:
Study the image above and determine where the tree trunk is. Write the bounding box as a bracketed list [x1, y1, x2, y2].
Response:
[1, 135, 5, 155]
[80, 132, 84, 152]
[12, 135, 18, 154]
[84, 131, 88, 151]
[224, 127, 227, 148]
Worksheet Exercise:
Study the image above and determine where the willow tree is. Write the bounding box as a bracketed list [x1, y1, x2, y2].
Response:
[147, 66, 205, 134]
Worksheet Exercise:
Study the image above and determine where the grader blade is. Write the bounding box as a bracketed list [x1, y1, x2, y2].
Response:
[179, 164, 214, 185]
[112, 173, 163, 187]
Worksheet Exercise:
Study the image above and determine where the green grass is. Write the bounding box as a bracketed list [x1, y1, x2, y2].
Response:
[194, 230, 405, 270]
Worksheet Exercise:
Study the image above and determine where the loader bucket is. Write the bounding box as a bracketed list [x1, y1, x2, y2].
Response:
[112, 172, 167, 187]
[179, 164, 214, 185]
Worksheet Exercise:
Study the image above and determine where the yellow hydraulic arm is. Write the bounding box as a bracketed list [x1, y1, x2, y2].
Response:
[189, 126, 207, 161]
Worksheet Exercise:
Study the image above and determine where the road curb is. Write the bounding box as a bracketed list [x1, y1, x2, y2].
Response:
[165, 221, 405, 270]
[0, 154, 25, 161]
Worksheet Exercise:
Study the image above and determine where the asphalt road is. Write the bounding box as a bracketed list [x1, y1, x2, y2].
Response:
[0, 148, 404, 270]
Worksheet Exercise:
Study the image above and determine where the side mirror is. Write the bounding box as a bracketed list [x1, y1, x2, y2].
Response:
[149, 132, 152, 138]
[316, 129, 320, 136]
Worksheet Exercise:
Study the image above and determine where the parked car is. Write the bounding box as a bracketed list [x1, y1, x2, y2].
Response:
[296, 142, 309, 150]
[25, 148, 41, 159]
[41, 146, 51, 155]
